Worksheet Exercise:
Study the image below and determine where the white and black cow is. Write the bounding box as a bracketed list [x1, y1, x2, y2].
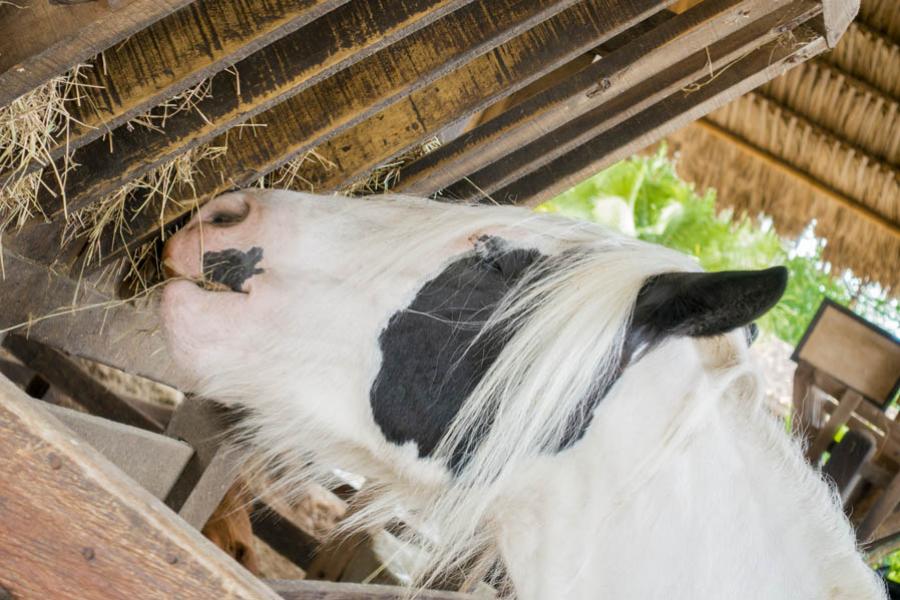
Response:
[162, 189, 885, 599]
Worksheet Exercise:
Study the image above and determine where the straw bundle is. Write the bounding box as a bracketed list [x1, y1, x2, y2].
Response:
[859, 0, 900, 41]
[822, 22, 900, 98]
[661, 122, 899, 289]
[709, 93, 899, 225]
[760, 60, 899, 166]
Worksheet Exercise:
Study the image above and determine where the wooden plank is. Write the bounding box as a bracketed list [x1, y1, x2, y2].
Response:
[807, 388, 862, 465]
[0, 372, 281, 600]
[859, 470, 900, 543]
[0, 0, 195, 107]
[461, 29, 828, 206]
[28, 0, 474, 221]
[94, 0, 666, 264]
[434, 4, 824, 202]
[251, 502, 321, 571]
[31, 399, 193, 500]
[0, 243, 180, 388]
[3, 333, 164, 431]
[267, 579, 474, 599]
[395, 0, 815, 196]
[822, 428, 876, 505]
[821, 0, 860, 47]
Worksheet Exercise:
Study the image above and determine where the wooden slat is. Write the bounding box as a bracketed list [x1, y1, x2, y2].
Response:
[432, 3, 824, 202]
[859, 470, 900, 543]
[806, 389, 864, 464]
[457, 28, 828, 206]
[0, 373, 281, 600]
[822, 428, 876, 505]
[268, 579, 474, 599]
[821, 0, 860, 47]
[395, 0, 818, 196]
[0, 0, 195, 106]
[31, 399, 193, 501]
[0, 0, 347, 186]
[3, 334, 163, 431]
[30, 0, 475, 220]
[91, 0, 667, 265]
[0, 243, 180, 388]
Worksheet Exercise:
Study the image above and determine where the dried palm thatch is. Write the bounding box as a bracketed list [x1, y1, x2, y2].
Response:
[821, 22, 900, 98]
[859, 0, 900, 41]
[661, 121, 900, 289]
[760, 60, 899, 166]
[708, 93, 899, 225]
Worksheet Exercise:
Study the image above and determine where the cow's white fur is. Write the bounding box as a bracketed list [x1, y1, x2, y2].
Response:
[162, 190, 885, 599]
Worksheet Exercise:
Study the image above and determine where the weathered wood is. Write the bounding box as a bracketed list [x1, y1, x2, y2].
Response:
[0, 244, 180, 388]
[3, 333, 163, 431]
[822, 428, 876, 505]
[29, 0, 474, 221]
[32, 398, 193, 500]
[251, 501, 321, 570]
[0, 372, 281, 600]
[396, 0, 813, 196]
[95, 0, 665, 264]
[807, 389, 864, 465]
[0, 0, 195, 107]
[463, 29, 828, 206]
[268, 579, 474, 599]
[859, 469, 900, 543]
[435, 4, 824, 202]
[821, 0, 860, 47]
[164, 398, 238, 530]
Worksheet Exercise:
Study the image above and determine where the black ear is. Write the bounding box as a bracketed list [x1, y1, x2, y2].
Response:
[631, 267, 788, 344]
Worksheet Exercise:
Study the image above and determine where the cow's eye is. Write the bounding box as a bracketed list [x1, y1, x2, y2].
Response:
[209, 211, 244, 226]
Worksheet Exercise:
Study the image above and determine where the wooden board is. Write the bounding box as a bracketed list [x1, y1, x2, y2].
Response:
[395, 0, 817, 196]
[0, 0, 195, 106]
[0, 372, 281, 600]
[461, 29, 828, 206]
[268, 579, 473, 599]
[89, 0, 666, 264]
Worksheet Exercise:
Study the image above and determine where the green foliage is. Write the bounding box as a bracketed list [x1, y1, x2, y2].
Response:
[537, 148, 900, 344]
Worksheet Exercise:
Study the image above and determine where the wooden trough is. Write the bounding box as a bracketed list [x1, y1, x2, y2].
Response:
[0, 0, 857, 597]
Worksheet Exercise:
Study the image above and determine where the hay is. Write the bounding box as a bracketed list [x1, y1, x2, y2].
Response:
[0, 64, 97, 230]
[822, 22, 900, 98]
[859, 0, 900, 42]
[760, 60, 899, 166]
[708, 93, 899, 225]
[660, 122, 900, 289]
[125, 77, 215, 134]
[254, 149, 337, 192]
[341, 137, 442, 196]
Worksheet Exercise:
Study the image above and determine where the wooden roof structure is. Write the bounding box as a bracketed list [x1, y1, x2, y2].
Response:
[660, 0, 899, 288]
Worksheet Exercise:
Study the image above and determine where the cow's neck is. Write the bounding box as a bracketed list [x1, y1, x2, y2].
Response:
[489, 341, 878, 600]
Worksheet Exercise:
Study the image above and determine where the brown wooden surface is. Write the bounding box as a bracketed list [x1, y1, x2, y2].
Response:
[859, 469, 900, 543]
[795, 302, 900, 405]
[267, 579, 473, 599]
[92, 0, 661, 264]
[0, 0, 346, 184]
[0, 244, 180, 388]
[396, 0, 816, 197]
[822, 429, 876, 506]
[3, 334, 163, 431]
[0, 0, 195, 106]
[434, 1, 824, 202]
[30, 0, 473, 222]
[466, 29, 828, 206]
[0, 372, 280, 600]
[806, 389, 864, 464]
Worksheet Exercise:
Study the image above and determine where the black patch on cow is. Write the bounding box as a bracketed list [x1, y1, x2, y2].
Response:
[371, 237, 541, 469]
[372, 239, 787, 472]
[203, 247, 265, 292]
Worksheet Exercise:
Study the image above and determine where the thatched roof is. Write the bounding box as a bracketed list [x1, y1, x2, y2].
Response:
[661, 0, 900, 289]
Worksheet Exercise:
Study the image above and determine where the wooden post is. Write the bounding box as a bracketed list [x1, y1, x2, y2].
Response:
[805, 389, 864, 465]
[0, 372, 281, 600]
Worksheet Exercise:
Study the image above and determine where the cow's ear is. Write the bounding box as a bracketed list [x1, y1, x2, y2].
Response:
[632, 267, 787, 340]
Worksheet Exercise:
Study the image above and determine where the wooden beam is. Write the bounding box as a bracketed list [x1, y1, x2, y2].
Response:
[458, 29, 828, 206]
[433, 2, 824, 202]
[806, 389, 864, 464]
[0, 0, 348, 186]
[29, 0, 475, 220]
[267, 579, 474, 599]
[89, 0, 667, 266]
[31, 399, 193, 501]
[0, 373, 281, 600]
[821, 0, 860, 47]
[3, 334, 164, 431]
[0, 0, 195, 107]
[395, 0, 818, 196]
[0, 243, 180, 388]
